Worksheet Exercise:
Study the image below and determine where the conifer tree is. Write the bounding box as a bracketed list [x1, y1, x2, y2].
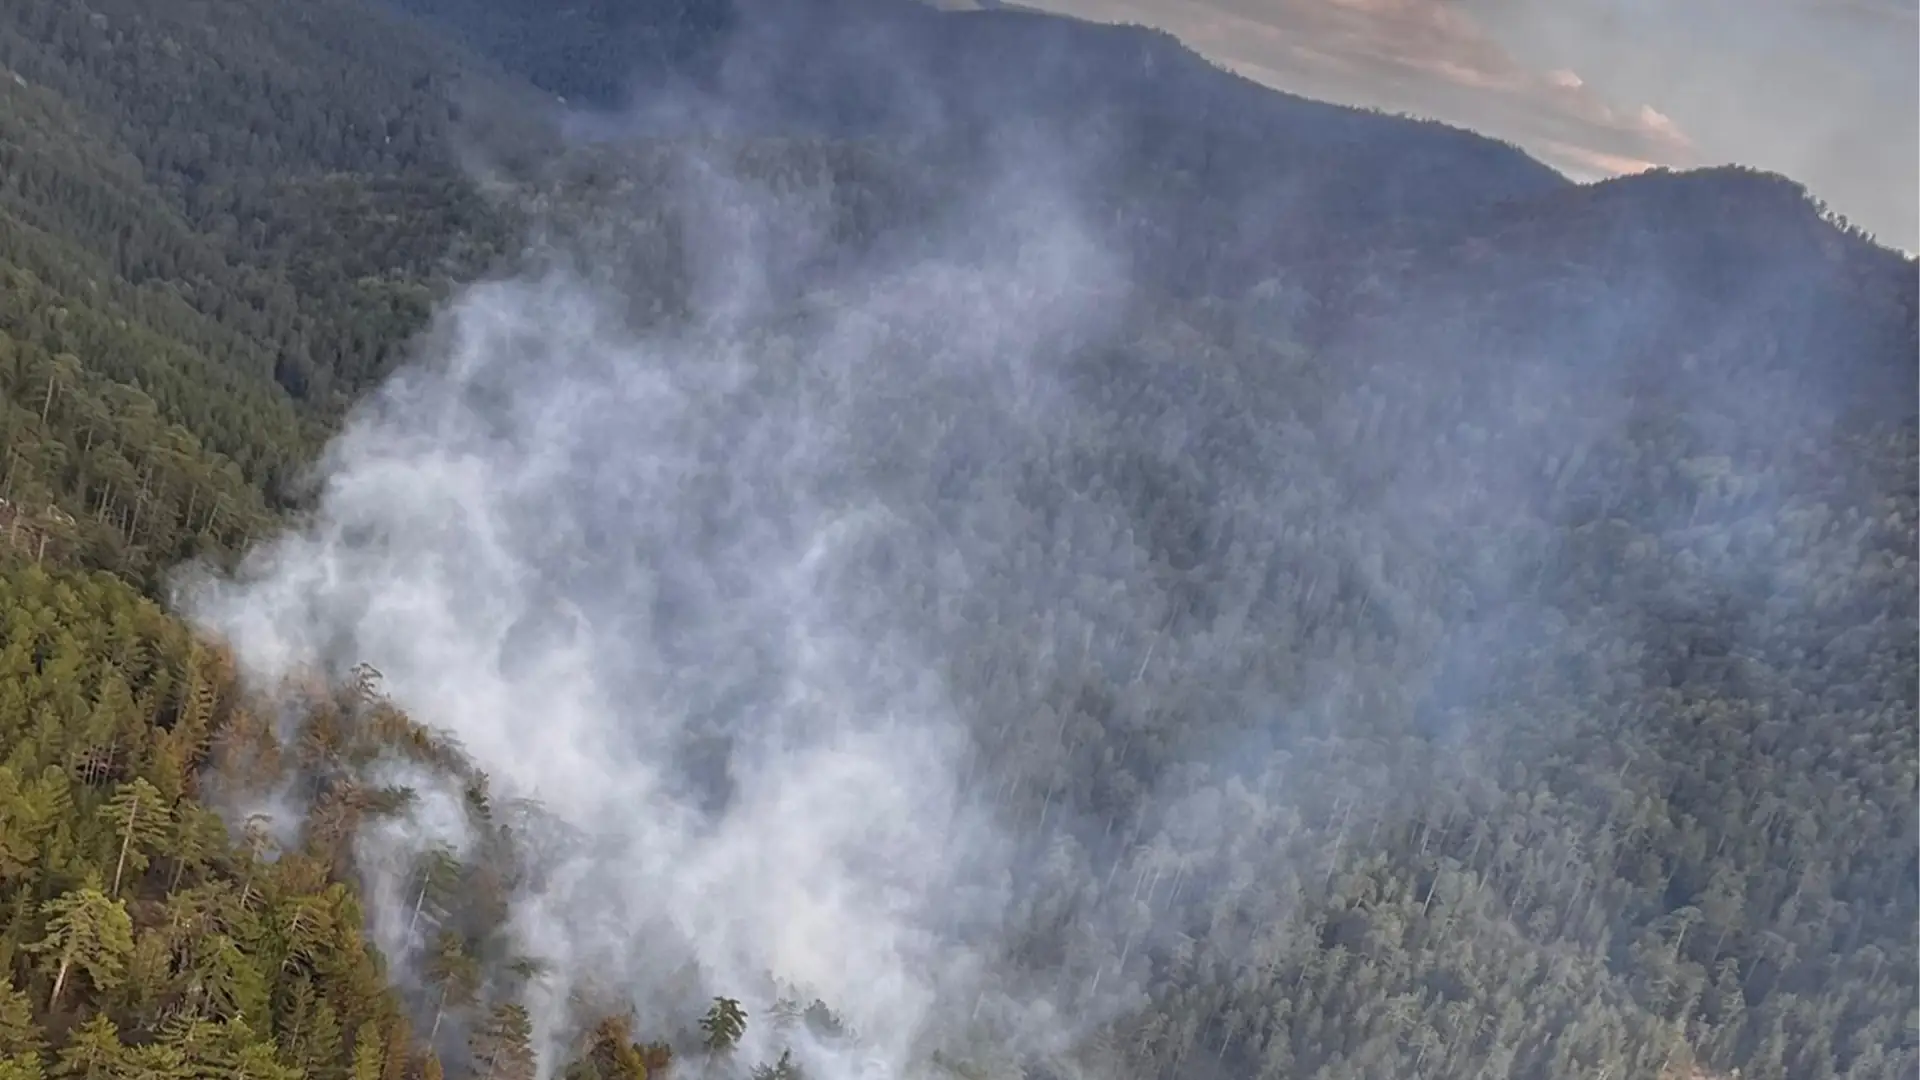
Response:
[469, 1002, 537, 1080]
[51, 1014, 121, 1080]
[700, 998, 748, 1055]
[97, 777, 171, 898]
[29, 882, 134, 1010]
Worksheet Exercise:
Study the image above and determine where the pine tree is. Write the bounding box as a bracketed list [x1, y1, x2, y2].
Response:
[163, 803, 226, 892]
[380, 1015, 412, 1080]
[422, 931, 480, 1040]
[294, 1001, 344, 1079]
[0, 985, 43, 1061]
[0, 1052, 46, 1080]
[700, 998, 748, 1055]
[116, 1040, 192, 1080]
[468, 1002, 535, 1080]
[0, 769, 42, 880]
[565, 1014, 655, 1080]
[351, 1021, 386, 1080]
[29, 882, 134, 1009]
[51, 1014, 121, 1080]
[194, 933, 272, 1024]
[97, 778, 172, 898]
[403, 846, 462, 943]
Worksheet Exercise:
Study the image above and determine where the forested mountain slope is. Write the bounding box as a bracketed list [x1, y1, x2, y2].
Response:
[0, 0, 548, 587]
[399, 0, 1570, 296]
[0, 1, 1911, 1079]
[0, 0, 534, 408]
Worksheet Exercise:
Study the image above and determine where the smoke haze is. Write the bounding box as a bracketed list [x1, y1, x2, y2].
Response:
[171, 10, 1919, 1080]
[181, 133, 1145, 1076]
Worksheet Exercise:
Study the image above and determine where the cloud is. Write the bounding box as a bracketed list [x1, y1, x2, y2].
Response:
[1018, 0, 1916, 247]
[1461, 0, 1917, 246]
[1531, 140, 1666, 180]
[1020, 0, 1697, 168]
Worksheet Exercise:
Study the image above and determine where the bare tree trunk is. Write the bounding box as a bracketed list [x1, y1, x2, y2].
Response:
[49, 954, 71, 1010]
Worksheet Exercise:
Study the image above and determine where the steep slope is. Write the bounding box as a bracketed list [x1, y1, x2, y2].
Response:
[384, 0, 737, 106]
[187, 130, 1916, 1080]
[1309, 166, 1917, 408]
[0, 0, 548, 583]
[0, 0, 536, 411]
[0, 1, 1910, 1079]
[396, 0, 1570, 293]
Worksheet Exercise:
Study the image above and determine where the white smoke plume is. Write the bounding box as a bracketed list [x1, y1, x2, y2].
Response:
[167, 19, 1919, 1080]
[181, 137, 1136, 1078]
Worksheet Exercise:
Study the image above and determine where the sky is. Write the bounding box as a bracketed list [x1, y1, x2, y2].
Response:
[1006, 0, 1919, 251]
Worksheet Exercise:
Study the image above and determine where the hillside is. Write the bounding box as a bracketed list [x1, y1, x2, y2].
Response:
[0, 1, 1912, 1080]
[399, 0, 1570, 294]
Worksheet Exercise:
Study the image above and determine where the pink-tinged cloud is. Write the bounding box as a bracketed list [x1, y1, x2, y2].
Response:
[1534, 141, 1669, 180]
[995, 0, 1915, 248]
[1006, 0, 1701, 179]
[1634, 106, 1688, 147]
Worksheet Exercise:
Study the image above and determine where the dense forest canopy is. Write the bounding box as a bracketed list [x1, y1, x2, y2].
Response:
[0, 1, 1912, 1079]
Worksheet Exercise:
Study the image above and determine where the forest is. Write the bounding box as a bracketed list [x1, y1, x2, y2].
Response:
[0, 0, 1913, 1078]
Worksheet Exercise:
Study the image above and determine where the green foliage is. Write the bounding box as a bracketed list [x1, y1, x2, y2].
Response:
[700, 997, 749, 1055]
[468, 1002, 535, 1080]
[0, 0, 531, 589]
[0, 563, 428, 1078]
[29, 882, 133, 1009]
[0, 1, 1908, 1080]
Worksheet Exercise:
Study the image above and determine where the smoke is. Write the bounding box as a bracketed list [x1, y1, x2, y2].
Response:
[180, 122, 1147, 1075]
[169, 9, 1917, 1080]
